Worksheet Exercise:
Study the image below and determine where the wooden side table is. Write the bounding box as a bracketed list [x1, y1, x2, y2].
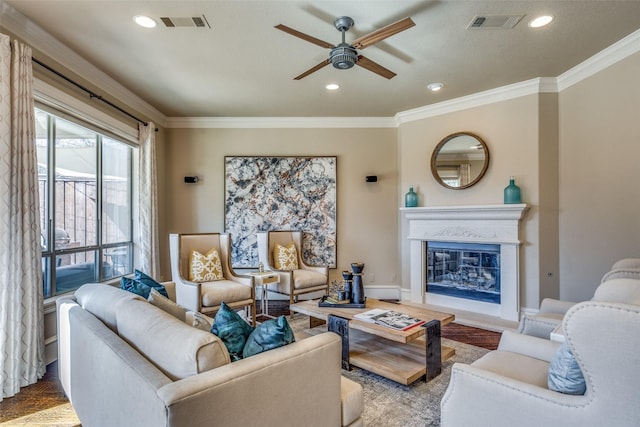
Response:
[249, 271, 279, 319]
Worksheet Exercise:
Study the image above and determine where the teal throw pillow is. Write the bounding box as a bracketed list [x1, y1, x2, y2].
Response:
[211, 302, 254, 361]
[120, 271, 168, 299]
[548, 341, 586, 395]
[242, 315, 295, 359]
[134, 269, 169, 298]
[120, 276, 153, 298]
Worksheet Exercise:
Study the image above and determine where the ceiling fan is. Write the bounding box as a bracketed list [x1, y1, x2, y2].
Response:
[275, 16, 415, 80]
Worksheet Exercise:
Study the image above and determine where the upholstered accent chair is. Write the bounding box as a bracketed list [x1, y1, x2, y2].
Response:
[518, 257, 640, 338]
[257, 231, 329, 313]
[169, 233, 255, 324]
[441, 276, 640, 427]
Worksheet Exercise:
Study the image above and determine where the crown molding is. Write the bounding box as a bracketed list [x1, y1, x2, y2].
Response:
[1, 2, 167, 128]
[557, 28, 640, 92]
[165, 116, 397, 129]
[2, 2, 638, 129]
[394, 78, 557, 124]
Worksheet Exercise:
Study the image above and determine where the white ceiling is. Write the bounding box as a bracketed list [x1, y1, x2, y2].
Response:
[5, 1, 640, 118]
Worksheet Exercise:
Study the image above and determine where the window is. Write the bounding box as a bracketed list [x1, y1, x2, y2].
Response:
[36, 109, 134, 298]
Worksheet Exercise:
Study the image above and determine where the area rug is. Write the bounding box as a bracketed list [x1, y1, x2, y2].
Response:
[290, 316, 489, 427]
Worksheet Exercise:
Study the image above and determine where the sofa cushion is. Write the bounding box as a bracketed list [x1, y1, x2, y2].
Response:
[211, 301, 254, 361]
[548, 341, 586, 395]
[242, 315, 295, 358]
[274, 243, 298, 270]
[189, 248, 224, 282]
[147, 288, 187, 322]
[75, 283, 144, 332]
[116, 298, 230, 380]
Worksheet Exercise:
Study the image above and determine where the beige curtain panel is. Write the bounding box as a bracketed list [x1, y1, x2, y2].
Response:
[0, 33, 45, 400]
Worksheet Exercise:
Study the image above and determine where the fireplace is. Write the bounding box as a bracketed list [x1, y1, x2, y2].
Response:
[402, 204, 528, 321]
[427, 242, 500, 304]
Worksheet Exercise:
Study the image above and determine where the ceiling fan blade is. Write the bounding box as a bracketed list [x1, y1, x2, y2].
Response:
[294, 59, 331, 80]
[275, 24, 335, 49]
[356, 55, 396, 79]
[351, 17, 415, 50]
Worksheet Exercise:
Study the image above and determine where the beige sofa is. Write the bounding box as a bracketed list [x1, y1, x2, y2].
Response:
[57, 283, 363, 427]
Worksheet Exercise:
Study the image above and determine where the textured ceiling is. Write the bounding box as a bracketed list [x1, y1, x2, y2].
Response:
[5, 1, 640, 118]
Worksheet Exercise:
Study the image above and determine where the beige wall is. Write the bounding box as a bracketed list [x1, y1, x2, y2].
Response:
[397, 95, 550, 310]
[163, 127, 398, 287]
[558, 51, 640, 302]
[537, 93, 560, 301]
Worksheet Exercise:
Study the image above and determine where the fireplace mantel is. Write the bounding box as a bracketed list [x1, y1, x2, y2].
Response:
[401, 204, 529, 321]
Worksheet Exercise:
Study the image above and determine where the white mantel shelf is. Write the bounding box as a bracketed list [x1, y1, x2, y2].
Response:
[400, 204, 529, 220]
[401, 204, 529, 246]
[401, 204, 529, 322]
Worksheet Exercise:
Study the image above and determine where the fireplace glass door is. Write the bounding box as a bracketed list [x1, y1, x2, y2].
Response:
[426, 242, 500, 304]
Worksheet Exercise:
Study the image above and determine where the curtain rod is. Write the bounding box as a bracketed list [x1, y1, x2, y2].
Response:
[32, 57, 153, 129]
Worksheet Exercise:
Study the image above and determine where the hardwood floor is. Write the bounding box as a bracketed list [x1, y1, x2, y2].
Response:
[0, 361, 69, 423]
[0, 300, 500, 422]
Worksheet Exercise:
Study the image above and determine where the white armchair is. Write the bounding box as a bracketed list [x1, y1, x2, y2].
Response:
[518, 257, 640, 338]
[257, 231, 328, 313]
[169, 233, 256, 324]
[441, 277, 640, 427]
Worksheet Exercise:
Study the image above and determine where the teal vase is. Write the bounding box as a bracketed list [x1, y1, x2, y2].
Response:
[405, 186, 418, 207]
[504, 177, 521, 204]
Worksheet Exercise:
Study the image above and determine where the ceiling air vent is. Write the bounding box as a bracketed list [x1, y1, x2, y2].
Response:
[160, 15, 210, 28]
[467, 15, 524, 29]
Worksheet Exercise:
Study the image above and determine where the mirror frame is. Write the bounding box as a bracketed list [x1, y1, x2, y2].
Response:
[430, 132, 490, 190]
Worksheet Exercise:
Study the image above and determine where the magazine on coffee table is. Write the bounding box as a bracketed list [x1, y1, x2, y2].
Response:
[354, 309, 426, 331]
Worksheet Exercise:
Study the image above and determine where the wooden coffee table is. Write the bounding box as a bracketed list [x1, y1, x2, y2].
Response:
[289, 298, 455, 385]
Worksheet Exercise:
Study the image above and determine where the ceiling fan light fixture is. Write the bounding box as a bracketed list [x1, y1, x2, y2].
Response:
[133, 15, 157, 28]
[330, 44, 358, 70]
[427, 82, 444, 92]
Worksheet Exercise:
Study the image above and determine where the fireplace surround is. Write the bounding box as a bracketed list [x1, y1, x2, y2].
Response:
[402, 204, 528, 321]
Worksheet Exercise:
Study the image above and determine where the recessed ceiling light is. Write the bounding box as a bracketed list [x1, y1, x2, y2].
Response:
[325, 83, 340, 90]
[529, 15, 553, 28]
[427, 82, 444, 92]
[134, 15, 157, 28]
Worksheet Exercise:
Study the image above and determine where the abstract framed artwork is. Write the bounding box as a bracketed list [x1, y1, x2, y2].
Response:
[224, 156, 337, 268]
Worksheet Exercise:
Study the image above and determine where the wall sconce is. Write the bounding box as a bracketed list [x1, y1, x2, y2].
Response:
[366, 175, 378, 182]
[184, 176, 199, 184]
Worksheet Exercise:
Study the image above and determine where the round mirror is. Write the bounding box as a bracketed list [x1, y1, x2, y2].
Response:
[431, 132, 490, 190]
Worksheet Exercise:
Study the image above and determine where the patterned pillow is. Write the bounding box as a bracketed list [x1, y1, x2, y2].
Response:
[134, 270, 169, 298]
[274, 243, 298, 270]
[211, 302, 254, 361]
[120, 275, 168, 299]
[189, 248, 224, 282]
[242, 315, 295, 358]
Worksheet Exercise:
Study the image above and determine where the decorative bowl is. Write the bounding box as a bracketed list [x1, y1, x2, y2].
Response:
[351, 262, 365, 274]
